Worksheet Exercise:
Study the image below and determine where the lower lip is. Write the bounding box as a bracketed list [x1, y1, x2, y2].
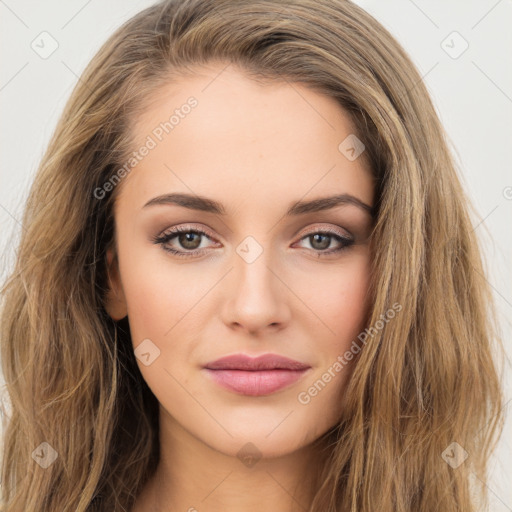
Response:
[203, 368, 310, 396]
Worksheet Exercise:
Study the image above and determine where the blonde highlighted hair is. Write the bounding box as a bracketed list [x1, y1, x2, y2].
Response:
[0, 0, 504, 510]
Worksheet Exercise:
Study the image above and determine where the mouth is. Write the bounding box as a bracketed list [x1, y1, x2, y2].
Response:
[203, 353, 311, 396]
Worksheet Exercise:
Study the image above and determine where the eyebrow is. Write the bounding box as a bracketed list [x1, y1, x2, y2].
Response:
[143, 192, 375, 217]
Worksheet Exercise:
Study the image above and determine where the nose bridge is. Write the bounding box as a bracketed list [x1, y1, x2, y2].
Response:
[234, 234, 279, 300]
[224, 233, 289, 332]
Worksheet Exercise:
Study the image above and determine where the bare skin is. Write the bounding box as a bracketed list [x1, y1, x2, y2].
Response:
[105, 62, 375, 512]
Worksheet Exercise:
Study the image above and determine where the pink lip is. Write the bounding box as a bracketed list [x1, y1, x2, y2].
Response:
[203, 353, 311, 396]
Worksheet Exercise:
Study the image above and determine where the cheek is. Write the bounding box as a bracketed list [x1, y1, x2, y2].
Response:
[118, 248, 215, 386]
[119, 260, 202, 394]
[332, 266, 371, 338]
[293, 260, 371, 425]
[301, 253, 371, 347]
[120, 250, 205, 339]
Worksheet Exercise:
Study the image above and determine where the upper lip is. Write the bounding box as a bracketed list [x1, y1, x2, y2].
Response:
[204, 353, 310, 371]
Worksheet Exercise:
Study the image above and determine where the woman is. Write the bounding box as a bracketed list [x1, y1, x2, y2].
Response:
[0, 0, 504, 510]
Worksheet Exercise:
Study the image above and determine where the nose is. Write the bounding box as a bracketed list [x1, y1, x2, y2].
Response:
[221, 249, 291, 336]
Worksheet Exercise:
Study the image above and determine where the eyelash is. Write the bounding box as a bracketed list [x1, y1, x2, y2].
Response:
[151, 224, 355, 259]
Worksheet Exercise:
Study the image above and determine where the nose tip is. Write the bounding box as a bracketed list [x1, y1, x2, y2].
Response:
[223, 258, 290, 335]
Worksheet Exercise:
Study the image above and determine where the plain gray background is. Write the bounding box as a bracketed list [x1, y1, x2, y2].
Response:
[0, 0, 510, 509]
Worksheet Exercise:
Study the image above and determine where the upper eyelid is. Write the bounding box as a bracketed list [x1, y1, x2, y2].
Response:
[160, 223, 218, 240]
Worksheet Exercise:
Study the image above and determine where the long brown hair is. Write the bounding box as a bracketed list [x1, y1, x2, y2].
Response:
[0, 0, 504, 510]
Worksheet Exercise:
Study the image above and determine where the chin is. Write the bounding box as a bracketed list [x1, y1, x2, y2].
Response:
[199, 424, 316, 462]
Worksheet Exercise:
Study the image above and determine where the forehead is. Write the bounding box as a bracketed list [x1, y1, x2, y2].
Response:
[116, 63, 374, 214]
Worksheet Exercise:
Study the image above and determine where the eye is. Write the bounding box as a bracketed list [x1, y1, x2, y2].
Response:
[152, 224, 355, 259]
[151, 224, 219, 259]
[293, 228, 354, 256]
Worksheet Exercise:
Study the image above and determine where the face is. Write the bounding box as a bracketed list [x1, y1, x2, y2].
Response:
[105, 63, 375, 459]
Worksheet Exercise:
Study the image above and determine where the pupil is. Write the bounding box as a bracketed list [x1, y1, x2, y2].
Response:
[180, 232, 200, 249]
[312, 234, 330, 250]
